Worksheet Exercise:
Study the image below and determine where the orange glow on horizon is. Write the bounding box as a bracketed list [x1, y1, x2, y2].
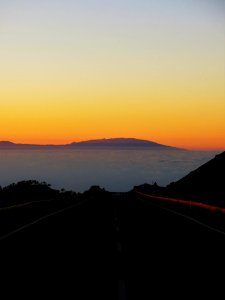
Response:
[0, 1, 224, 151]
[0, 134, 224, 151]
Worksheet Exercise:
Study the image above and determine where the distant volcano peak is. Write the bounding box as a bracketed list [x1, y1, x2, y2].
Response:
[0, 138, 181, 150]
[68, 138, 179, 149]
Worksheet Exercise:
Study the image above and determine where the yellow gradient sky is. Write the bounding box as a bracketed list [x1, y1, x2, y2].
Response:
[0, 0, 225, 149]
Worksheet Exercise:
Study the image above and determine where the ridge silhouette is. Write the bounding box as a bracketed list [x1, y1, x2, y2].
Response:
[167, 151, 225, 205]
[0, 138, 180, 149]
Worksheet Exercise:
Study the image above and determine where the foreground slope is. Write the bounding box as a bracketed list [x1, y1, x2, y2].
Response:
[1, 166, 225, 295]
[167, 151, 225, 204]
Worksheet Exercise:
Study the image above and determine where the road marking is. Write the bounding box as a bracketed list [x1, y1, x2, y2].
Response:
[116, 242, 123, 253]
[0, 199, 55, 211]
[0, 198, 91, 241]
[118, 280, 127, 300]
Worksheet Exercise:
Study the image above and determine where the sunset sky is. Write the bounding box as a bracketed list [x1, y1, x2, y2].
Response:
[0, 0, 224, 150]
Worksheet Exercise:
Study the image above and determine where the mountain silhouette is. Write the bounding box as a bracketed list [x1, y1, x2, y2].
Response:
[168, 151, 225, 204]
[0, 138, 180, 150]
[67, 138, 179, 149]
[0, 141, 58, 150]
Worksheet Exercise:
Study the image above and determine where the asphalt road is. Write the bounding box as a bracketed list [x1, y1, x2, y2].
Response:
[1, 192, 225, 297]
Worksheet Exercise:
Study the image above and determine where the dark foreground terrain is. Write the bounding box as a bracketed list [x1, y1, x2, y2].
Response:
[0, 151, 225, 297]
[1, 187, 225, 296]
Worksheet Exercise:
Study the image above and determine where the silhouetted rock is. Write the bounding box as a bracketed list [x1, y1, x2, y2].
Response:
[84, 185, 107, 196]
[133, 182, 166, 195]
[0, 180, 60, 207]
[167, 151, 225, 205]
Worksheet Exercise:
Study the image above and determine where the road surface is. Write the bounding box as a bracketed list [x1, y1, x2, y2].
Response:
[1, 191, 225, 297]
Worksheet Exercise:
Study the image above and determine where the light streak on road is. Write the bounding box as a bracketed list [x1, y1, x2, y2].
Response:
[135, 191, 225, 213]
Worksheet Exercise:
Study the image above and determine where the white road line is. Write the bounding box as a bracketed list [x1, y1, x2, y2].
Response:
[0, 199, 55, 211]
[0, 198, 91, 241]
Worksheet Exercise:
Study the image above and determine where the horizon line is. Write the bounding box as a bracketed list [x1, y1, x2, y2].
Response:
[0, 137, 172, 146]
[0, 138, 224, 151]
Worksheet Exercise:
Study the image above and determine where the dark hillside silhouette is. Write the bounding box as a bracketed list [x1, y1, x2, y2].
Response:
[0, 180, 76, 208]
[167, 151, 225, 205]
